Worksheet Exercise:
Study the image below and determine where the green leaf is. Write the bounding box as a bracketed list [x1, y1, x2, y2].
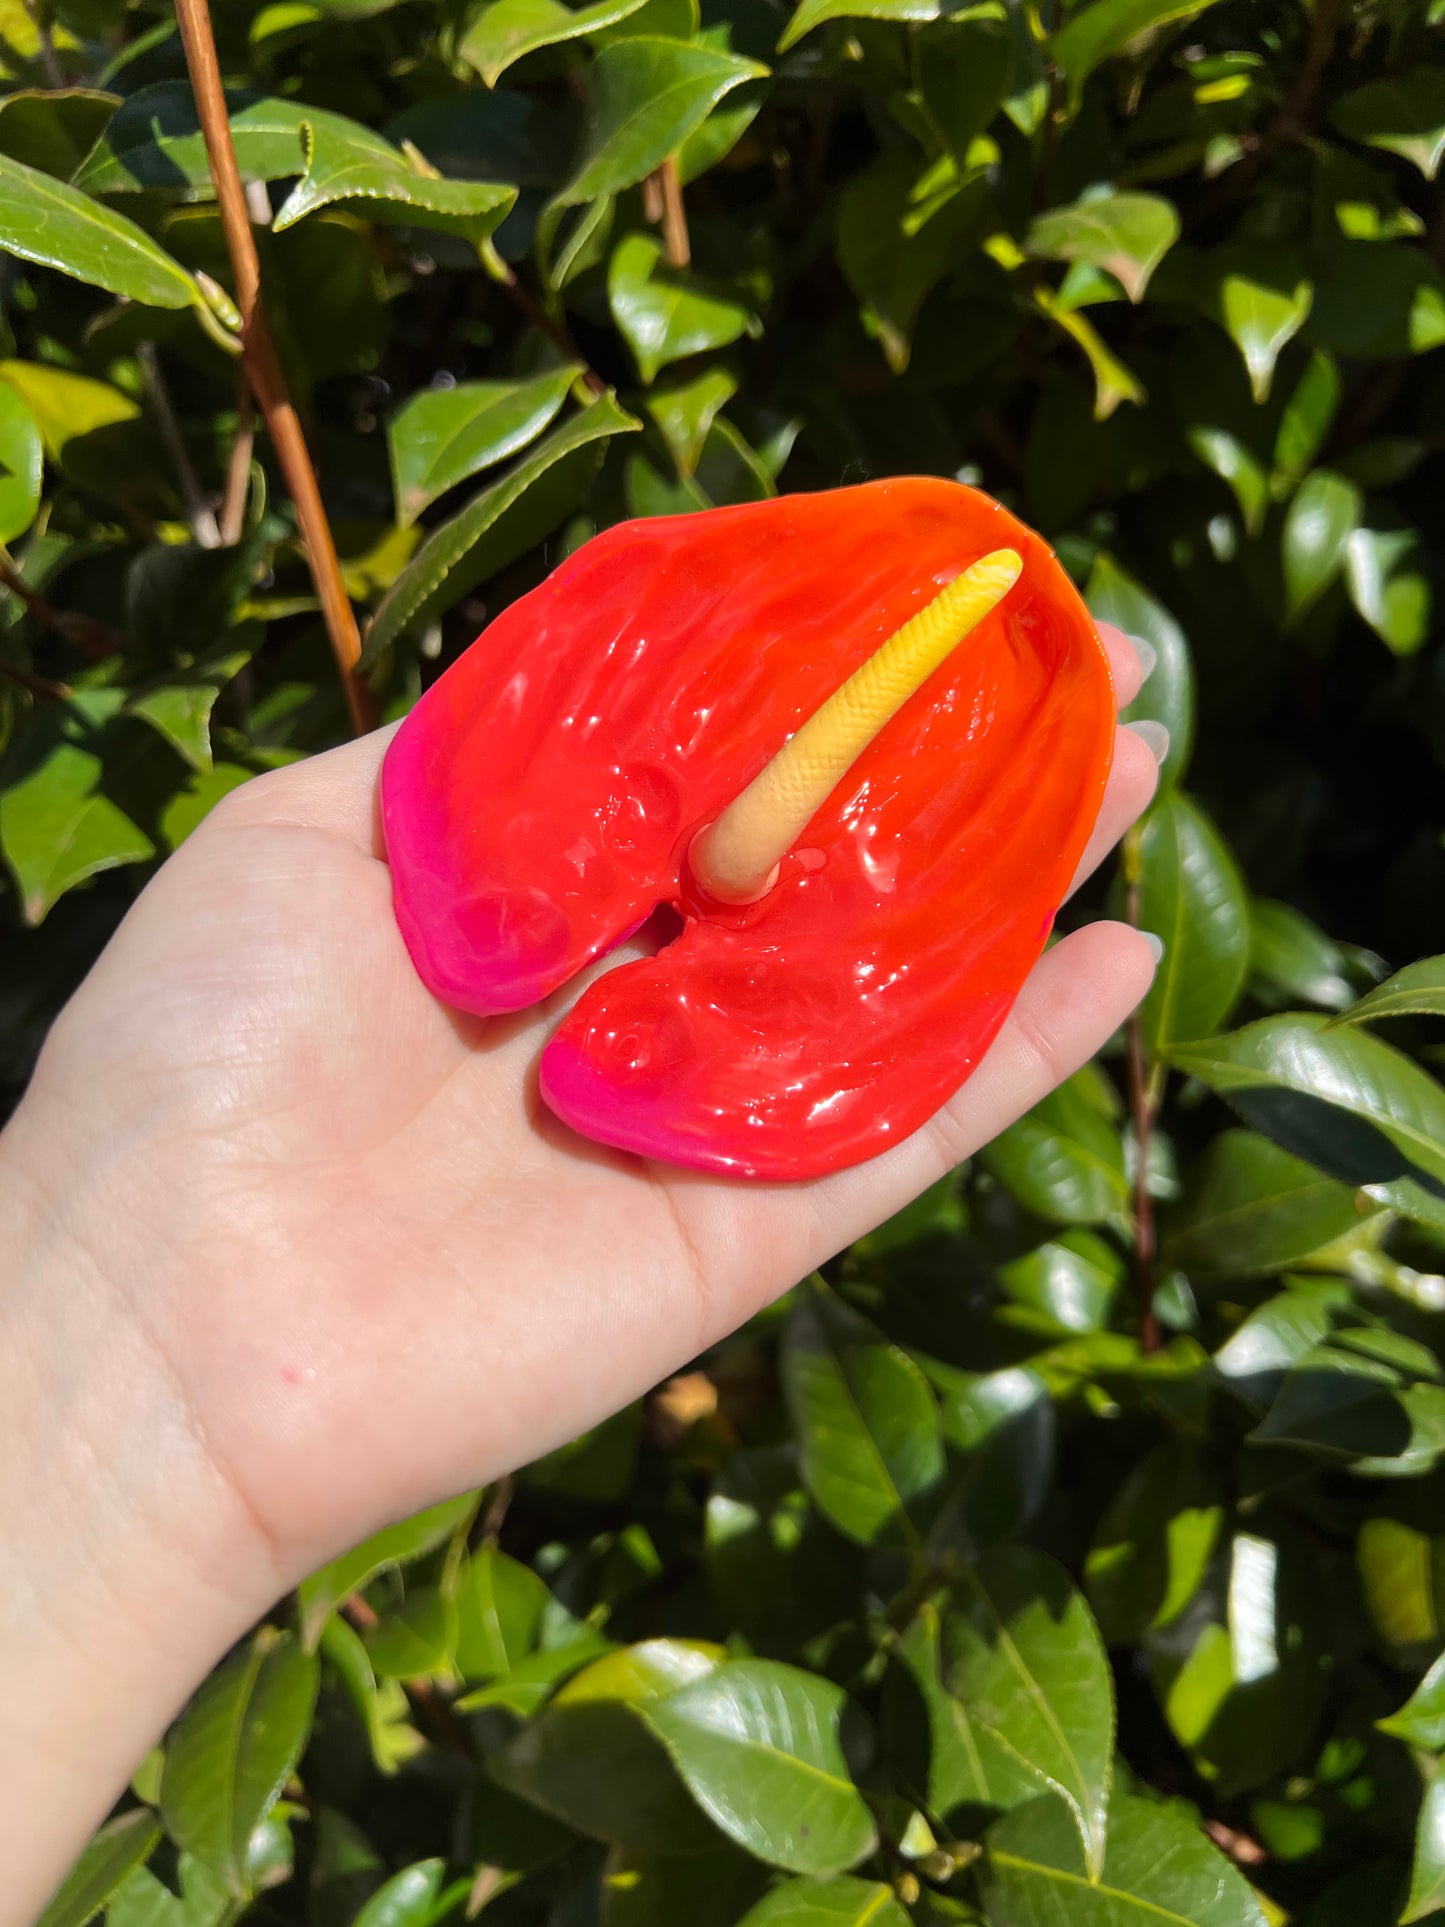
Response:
[455, 1545, 561, 1680]
[109, 1852, 236, 1927]
[297, 1491, 479, 1649]
[1164, 1129, 1377, 1275]
[274, 118, 515, 246]
[551, 37, 767, 209]
[982, 1793, 1269, 1927]
[780, 1277, 943, 1548]
[1132, 791, 1250, 1056]
[1333, 71, 1445, 182]
[1212, 1278, 1358, 1405]
[1167, 1013, 1445, 1215]
[0, 149, 201, 310]
[1281, 467, 1361, 625]
[1274, 348, 1341, 480]
[37, 1810, 163, 1927]
[352, 1861, 446, 1927]
[998, 1228, 1122, 1334]
[936, 1367, 1056, 1545]
[0, 725, 154, 925]
[388, 365, 579, 525]
[645, 1658, 878, 1876]
[126, 651, 250, 773]
[364, 393, 639, 663]
[1343, 518, 1432, 656]
[0, 87, 118, 180]
[0, 374, 43, 544]
[644, 365, 736, 476]
[777, 0, 975, 54]
[160, 1629, 320, 1899]
[1050, 0, 1224, 89]
[1026, 192, 1178, 304]
[943, 1548, 1114, 1877]
[1033, 287, 1145, 420]
[976, 1067, 1130, 1226]
[609, 231, 753, 383]
[1085, 553, 1194, 792]
[1358, 1516, 1445, 1646]
[1406, 1773, 1445, 1923]
[365, 1584, 457, 1680]
[915, 18, 1011, 158]
[838, 150, 988, 377]
[458, 0, 650, 87]
[1256, 1348, 1445, 1475]
[887, 1598, 1046, 1830]
[1335, 954, 1445, 1028]
[1249, 898, 1355, 1011]
[1198, 246, 1313, 403]
[492, 1640, 723, 1852]
[1379, 1650, 1445, 1749]
[1084, 1440, 1223, 1643]
[735, 1876, 911, 1926]
[73, 83, 394, 196]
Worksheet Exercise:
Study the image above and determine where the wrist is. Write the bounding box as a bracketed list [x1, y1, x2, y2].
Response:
[0, 1102, 281, 1924]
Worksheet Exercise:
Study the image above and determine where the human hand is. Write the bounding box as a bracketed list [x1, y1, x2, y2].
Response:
[0, 621, 1160, 1912]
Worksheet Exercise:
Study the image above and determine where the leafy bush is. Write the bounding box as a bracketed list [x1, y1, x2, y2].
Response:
[11, 0, 1445, 1920]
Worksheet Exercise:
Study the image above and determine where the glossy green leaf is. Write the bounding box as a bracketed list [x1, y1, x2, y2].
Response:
[352, 1860, 446, 1927]
[297, 1491, 479, 1649]
[37, 1809, 163, 1927]
[1256, 1348, 1445, 1475]
[1168, 1013, 1445, 1214]
[365, 1584, 456, 1680]
[1133, 791, 1250, 1056]
[608, 231, 752, 384]
[943, 1548, 1114, 1877]
[1249, 898, 1355, 1011]
[1343, 519, 1431, 655]
[976, 1068, 1129, 1226]
[735, 1876, 911, 1926]
[1085, 553, 1194, 791]
[1212, 1278, 1358, 1405]
[126, 651, 250, 773]
[780, 1277, 943, 1547]
[1333, 71, 1445, 182]
[458, 0, 650, 87]
[0, 726, 154, 925]
[840, 151, 988, 375]
[552, 37, 766, 209]
[998, 1228, 1122, 1334]
[1358, 1516, 1445, 1646]
[454, 1545, 554, 1680]
[0, 375, 43, 545]
[1282, 467, 1361, 624]
[0, 88, 118, 179]
[644, 365, 736, 476]
[365, 393, 639, 662]
[388, 365, 579, 524]
[1034, 287, 1146, 419]
[777, 0, 976, 53]
[937, 1367, 1056, 1545]
[1379, 1650, 1445, 1750]
[1085, 1441, 1223, 1643]
[1050, 0, 1223, 86]
[982, 1793, 1269, 1927]
[1164, 1129, 1376, 1275]
[915, 19, 1011, 158]
[1405, 1774, 1445, 1923]
[0, 149, 200, 309]
[1335, 954, 1445, 1028]
[108, 1852, 236, 1927]
[493, 1640, 722, 1851]
[74, 83, 394, 196]
[1026, 192, 1178, 303]
[160, 1629, 320, 1899]
[646, 1658, 878, 1876]
[1274, 348, 1341, 479]
[1200, 247, 1313, 403]
[274, 118, 515, 245]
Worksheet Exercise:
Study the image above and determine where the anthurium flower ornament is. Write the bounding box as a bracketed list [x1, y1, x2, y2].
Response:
[382, 478, 1116, 1178]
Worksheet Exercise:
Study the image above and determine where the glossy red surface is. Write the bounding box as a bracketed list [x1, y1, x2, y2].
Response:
[382, 478, 1116, 1178]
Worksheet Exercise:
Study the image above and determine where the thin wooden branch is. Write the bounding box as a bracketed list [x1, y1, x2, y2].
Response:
[171, 0, 377, 734]
[219, 383, 256, 546]
[487, 254, 607, 395]
[137, 341, 221, 549]
[0, 655, 70, 703]
[659, 156, 690, 269]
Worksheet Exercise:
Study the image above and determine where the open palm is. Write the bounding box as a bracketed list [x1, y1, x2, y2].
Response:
[22, 623, 1158, 1588]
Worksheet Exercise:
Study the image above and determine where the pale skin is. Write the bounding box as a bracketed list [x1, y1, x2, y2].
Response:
[0, 622, 1162, 1924]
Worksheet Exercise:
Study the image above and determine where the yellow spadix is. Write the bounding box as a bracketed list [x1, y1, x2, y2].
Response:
[690, 546, 1023, 904]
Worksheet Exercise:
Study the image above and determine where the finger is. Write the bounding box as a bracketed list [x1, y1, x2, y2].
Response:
[1099, 620, 1154, 709]
[214, 722, 399, 854]
[673, 920, 1159, 1312]
[1066, 721, 1162, 897]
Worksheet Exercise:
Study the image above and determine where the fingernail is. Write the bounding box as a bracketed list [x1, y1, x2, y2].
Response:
[1127, 633, 1157, 681]
[1126, 719, 1170, 763]
[1140, 931, 1165, 964]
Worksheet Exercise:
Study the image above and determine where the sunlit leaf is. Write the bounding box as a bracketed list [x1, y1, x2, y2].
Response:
[36, 1810, 162, 1927]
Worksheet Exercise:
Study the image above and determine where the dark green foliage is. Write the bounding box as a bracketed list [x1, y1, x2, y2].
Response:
[10, 0, 1445, 1920]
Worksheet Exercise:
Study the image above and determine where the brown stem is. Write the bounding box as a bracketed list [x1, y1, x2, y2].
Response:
[642, 169, 665, 226]
[489, 257, 606, 395]
[137, 341, 221, 548]
[219, 383, 256, 545]
[659, 156, 690, 269]
[0, 656, 70, 702]
[0, 551, 124, 659]
[1124, 825, 1161, 1354]
[479, 1474, 514, 1544]
[172, 0, 377, 734]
